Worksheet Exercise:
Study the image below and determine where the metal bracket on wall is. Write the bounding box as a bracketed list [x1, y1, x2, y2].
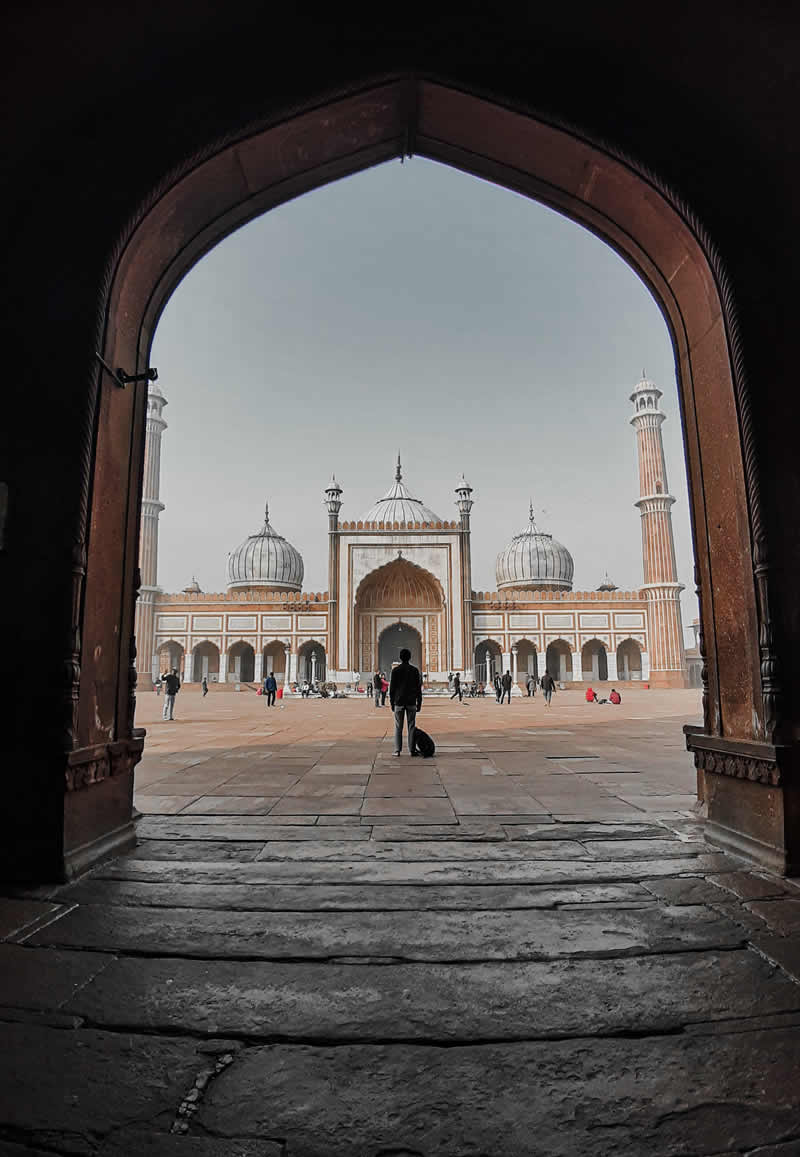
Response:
[95, 352, 158, 389]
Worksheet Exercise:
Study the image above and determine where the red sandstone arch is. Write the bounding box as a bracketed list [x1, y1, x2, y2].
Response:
[67, 75, 784, 876]
[354, 559, 443, 612]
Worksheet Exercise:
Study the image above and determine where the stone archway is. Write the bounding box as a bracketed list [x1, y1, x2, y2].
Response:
[378, 623, 423, 674]
[192, 641, 220, 683]
[298, 641, 326, 684]
[546, 640, 574, 682]
[30, 75, 793, 879]
[582, 640, 609, 683]
[617, 639, 644, 682]
[354, 558, 444, 679]
[474, 640, 503, 687]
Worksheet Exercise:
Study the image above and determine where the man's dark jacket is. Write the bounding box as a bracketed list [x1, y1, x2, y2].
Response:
[264, 675, 277, 692]
[164, 674, 180, 695]
[501, 672, 512, 689]
[389, 662, 423, 709]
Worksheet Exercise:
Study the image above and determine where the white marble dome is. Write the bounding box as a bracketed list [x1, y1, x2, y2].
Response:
[495, 505, 574, 591]
[226, 502, 304, 591]
[360, 456, 442, 524]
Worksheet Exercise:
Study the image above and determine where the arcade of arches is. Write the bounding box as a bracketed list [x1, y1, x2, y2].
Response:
[7, 64, 800, 885]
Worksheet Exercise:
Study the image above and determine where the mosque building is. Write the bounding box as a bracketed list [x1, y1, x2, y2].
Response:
[134, 374, 688, 691]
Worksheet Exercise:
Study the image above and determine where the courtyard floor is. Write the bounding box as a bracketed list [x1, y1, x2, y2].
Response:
[2, 688, 800, 1154]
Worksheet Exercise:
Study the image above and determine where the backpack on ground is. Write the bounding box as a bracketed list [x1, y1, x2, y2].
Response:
[414, 728, 436, 758]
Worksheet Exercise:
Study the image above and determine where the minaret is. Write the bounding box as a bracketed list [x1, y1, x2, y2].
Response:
[324, 474, 343, 677]
[455, 474, 475, 678]
[630, 373, 687, 687]
[135, 382, 167, 688]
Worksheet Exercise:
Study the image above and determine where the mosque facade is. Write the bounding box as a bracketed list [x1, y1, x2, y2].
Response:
[134, 375, 688, 691]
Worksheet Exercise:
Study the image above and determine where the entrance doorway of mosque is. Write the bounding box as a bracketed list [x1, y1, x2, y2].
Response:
[378, 623, 422, 674]
[581, 640, 609, 682]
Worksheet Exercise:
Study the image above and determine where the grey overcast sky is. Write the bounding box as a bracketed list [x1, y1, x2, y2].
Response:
[151, 157, 698, 632]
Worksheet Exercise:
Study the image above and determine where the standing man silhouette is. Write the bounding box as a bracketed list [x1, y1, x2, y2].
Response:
[389, 647, 423, 757]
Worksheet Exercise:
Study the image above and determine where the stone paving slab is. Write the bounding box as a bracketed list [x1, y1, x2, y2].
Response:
[0, 1022, 202, 1147]
[252, 839, 590, 861]
[56, 879, 654, 911]
[194, 1029, 800, 1156]
[29, 902, 744, 961]
[97, 852, 735, 886]
[137, 821, 372, 842]
[0, 898, 62, 940]
[0, 943, 114, 1010]
[64, 948, 800, 1043]
[127, 841, 264, 861]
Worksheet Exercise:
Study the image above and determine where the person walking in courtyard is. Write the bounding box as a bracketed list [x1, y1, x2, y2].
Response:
[540, 670, 556, 707]
[389, 646, 423, 757]
[494, 672, 502, 702]
[526, 673, 535, 697]
[380, 673, 389, 706]
[201, 675, 208, 697]
[500, 669, 513, 704]
[154, 673, 161, 696]
[374, 671, 382, 708]
[162, 668, 180, 720]
[263, 670, 277, 707]
[450, 671, 462, 701]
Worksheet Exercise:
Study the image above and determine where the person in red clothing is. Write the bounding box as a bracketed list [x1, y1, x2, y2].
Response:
[609, 688, 622, 705]
[585, 686, 598, 703]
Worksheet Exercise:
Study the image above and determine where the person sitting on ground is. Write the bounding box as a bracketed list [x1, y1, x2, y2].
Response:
[585, 686, 599, 703]
[609, 688, 622, 705]
[389, 646, 423, 757]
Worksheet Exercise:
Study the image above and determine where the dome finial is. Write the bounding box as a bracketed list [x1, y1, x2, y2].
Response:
[395, 451, 402, 483]
[264, 500, 270, 526]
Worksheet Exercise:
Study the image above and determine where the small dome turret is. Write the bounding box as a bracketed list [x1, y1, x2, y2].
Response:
[182, 576, 202, 594]
[360, 454, 442, 524]
[495, 502, 574, 591]
[226, 501, 304, 592]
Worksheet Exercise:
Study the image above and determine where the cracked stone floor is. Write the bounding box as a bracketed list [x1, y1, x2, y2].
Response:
[2, 689, 800, 1155]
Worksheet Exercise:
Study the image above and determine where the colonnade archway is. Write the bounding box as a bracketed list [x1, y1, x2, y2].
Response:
[28, 74, 791, 882]
[192, 641, 220, 683]
[581, 640, 609, 682]
[515, 640, 539, 681]
[263, 641, 287, 682]
[227, 641, 255, 683]
[617, 639, 643, 681]
[545, 640, 573, 682]
[157, 641, 184, 679]
[474, 640, 503, 685]
[298, 641, 327, 684]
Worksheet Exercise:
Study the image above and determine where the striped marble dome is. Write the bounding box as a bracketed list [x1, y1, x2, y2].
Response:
[495, 504, 574, 591]
[226, 502, 304, 591]
[360, 455, 442, 525]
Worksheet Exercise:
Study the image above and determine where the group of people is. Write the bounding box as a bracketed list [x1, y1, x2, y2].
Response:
[586, 686, 622, 705]
[369, 672, 390, 707]
[445, 669, 560, 706]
